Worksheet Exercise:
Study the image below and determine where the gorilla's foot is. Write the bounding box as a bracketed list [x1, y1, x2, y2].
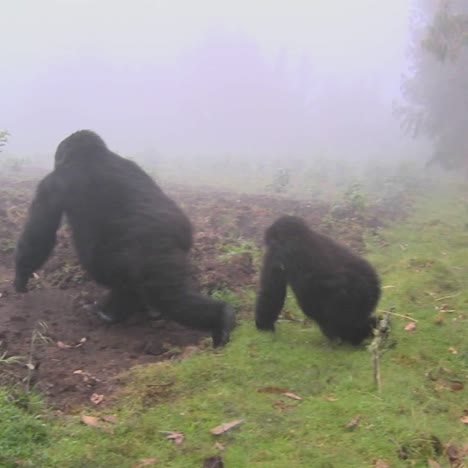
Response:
[96, 308, 128, 324]
[212, 304, 236, 348]
[255, 320, 275, 332]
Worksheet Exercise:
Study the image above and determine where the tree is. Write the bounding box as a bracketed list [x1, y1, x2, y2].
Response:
[396, 0, 468, 171]
[422, 0, 468, 62]
[0, 130, 9, 153]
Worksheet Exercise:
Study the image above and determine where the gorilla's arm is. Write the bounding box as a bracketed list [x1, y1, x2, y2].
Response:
[255, 248, 287, 331]
[14, 174, 64, 292]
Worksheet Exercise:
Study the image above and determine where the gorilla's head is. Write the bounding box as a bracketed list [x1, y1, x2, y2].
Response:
[264, 215, 311, 247]
[54, 130, 108, 168]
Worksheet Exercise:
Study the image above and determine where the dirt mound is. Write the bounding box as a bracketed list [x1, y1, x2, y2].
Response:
[0, 277, 206, 412]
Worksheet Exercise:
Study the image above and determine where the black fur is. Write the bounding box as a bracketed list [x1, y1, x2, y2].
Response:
[255, 215, 380, 345]
[14, 130, 235, 347]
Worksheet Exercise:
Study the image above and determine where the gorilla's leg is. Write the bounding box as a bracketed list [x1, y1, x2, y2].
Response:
[144, 288, 236, 348]
[98, 289, 147, 324]
[255, 249, 287, 331]
[138, 250, 236, 347]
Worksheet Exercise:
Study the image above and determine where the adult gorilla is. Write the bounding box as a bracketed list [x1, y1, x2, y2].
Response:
[255, 215, 380, 345]
[14, 130, 235, 348]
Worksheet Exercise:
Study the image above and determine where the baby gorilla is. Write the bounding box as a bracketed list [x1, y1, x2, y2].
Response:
[14, 130, 235, 348]
[255, 215, 380, 345]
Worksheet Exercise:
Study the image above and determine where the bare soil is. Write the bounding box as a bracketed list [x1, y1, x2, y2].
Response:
[0, 170, 395, 411]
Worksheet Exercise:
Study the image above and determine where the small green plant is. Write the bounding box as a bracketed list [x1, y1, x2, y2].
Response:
[4, 156, 26, 172]
[329, 182, 369, 219]
[217, 239, 258, 260]
[210, 287, 244, 307]
[0, 238, 16, 254]
[343, 182, 368, 211]
[266, 168, 291, 193]
[25, 321, 53, 391]
[0, 341, 23, 366]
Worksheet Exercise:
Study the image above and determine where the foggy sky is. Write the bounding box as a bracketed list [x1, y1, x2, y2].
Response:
[1, 0, 415, 160]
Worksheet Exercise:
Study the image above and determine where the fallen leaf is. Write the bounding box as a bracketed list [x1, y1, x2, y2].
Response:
[257, 387, 288, 394]
[345, 415, 360, 430]
[283, 392, 302, 401]
[257, 387, 302, 400]
[450, 381, 464, 392]
[210, 419, 244, 435]
[273, 400, 293, 412]
[448, 347, 458, 355]
[203, 455, 224, 468]
[101, 415, 118, 424]
[57, 341, 72, 349]
[404, 322, 416, 332]
[214, 441, 225, 451]
[159, 431, 184, 444]
[81, 415, 100, 427]
[427, 459, 441, 468]
[80, 415, 112, 433]
[133, 458, 159, 468]
[74, 337, 87, 347]
[373, 459, 390, 468]
[325, 396, 338, 402]
[58, 338, 87, 349]
[445, 443, 464, 465]
[433, 313, 444, 324]
[90, 393, 104, 405]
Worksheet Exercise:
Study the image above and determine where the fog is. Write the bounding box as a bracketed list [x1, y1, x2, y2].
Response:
[1, 0, 422, 163]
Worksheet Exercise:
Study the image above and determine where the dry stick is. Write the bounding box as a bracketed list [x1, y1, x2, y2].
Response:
[368, 310, 392, 393]
[25, 328, 38, 392]
[435, 292, 460, 302]
[377, 308, 417, 322]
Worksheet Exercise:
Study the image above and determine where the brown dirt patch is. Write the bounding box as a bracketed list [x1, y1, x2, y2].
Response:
[0, 170, 399, 411]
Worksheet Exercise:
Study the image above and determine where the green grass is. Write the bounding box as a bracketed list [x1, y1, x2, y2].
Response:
[217, 239, 260, 262]
[1, 185, 467, 467]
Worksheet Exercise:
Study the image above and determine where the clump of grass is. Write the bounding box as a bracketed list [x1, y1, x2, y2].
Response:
[0, 387, 49, 465]
[217, 239, 260, 262]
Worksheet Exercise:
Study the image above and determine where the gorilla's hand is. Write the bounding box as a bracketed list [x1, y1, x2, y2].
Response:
[13, 273, 30, 293]
[212, 304, 237, 348]
[13, 276, 29, 292]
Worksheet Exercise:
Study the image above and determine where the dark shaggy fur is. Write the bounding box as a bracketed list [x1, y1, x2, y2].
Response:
[14, 130, 235, 347]
[255, 215, 380, 345]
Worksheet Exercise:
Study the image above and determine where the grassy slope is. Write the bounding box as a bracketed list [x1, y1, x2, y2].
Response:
[1, 186, 467, 468]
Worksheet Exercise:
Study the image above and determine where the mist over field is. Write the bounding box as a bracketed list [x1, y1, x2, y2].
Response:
[1, 0, 424, 166]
